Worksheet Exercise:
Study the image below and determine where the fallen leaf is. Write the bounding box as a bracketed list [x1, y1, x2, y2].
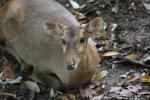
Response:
[24, 81, 40, 93]
[92, 94, 104, 100]
[80, 88, 96, 99]
[87, 0, 95, 3]
[127, 85, 142, 93]
[109, 87, 122, 93]
[57, 94, 77, 100]
[69, 0, 80, 9]
[1, 76, 22, 84]
[103, 51, 121, 57]
[143, 3, 150, 10]
[119, 89, 133, 97]
[0, 72, 4, 78]
[140, 76, 150, 83]
[120, 72, 129, 78]
[110, 24, 118, 41]
[50, 88, 56, 98]
[127, 73, 141, 83]
[109, 85, 141, 98]
[94, 70, 108, 81]
[142, 56, 150, 65]
[112, 5, 118, 13]
[74, 11, 85, 19]
[97, 31, 109, 40]
[108, 93, 128, 99]
[125, 53, 139, 60]
[0, 91, 16, 98]
[139, 91, 150, 95]
[2, 64, 16, 78]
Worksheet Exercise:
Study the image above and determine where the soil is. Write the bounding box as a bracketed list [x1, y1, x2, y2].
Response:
[0, 0, 150, 100]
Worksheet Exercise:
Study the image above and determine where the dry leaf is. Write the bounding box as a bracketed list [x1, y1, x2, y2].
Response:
[125, 53, 139, 60]
[143, 3, 150, 10]
[142, 56, 150, 65]
[112, 5, 118, 13]
[94, 70, 108, 81]
[0, 91, 16, 98]
[127, 85, 142, 93]
[80, 88, 96, 99]
[127, 76, 137, 83]
[57, 94, 77, 100]
[139, 91, 150, 95]
[140, 76, 150, 83]
[92, 94, 104, 100]
[119, 89, 133, 97]
[24, 81, 40, 93]
[103, 51, 121, 57]
[69, 0, 80, 9]
[127, 73, 141, 83]
[120, 73, 128, 78]
[3, 64, 16, 78]
[2, 76, 22, 84]
[109, 87, 122, 92]
[74, 11, 85, 19]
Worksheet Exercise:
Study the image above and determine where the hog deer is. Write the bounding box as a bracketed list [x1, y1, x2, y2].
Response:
[0, 0, 103, 90]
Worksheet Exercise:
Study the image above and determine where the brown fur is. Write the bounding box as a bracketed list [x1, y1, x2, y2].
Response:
[69, 43, 100, 87]
[0, 0, 14, 40]
[0, 0, 101, 90]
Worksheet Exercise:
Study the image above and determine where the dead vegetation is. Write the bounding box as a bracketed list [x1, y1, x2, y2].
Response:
[0, 0, 150, 100]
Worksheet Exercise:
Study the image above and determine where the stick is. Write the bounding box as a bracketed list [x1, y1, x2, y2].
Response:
[0, 91, 16, 98]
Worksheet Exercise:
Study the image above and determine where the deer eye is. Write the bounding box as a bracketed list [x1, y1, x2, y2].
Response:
[62, 39, 66, 45]
[80, 37, 85, 43]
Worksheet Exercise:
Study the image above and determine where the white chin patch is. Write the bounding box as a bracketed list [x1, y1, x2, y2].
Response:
[74, 64, 78, 69]
[88, 37, 96, 47]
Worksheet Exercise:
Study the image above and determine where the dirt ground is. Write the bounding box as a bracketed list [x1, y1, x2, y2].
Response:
[0, 0, 150, 100]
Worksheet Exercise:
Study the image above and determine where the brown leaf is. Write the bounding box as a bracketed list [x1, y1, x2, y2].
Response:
[3, 64, 16, 78]
[56, 94, 77, 100]
[140, 76, 150, 83]
[127, 76, 138, 83]
[126, 73, 141, 83]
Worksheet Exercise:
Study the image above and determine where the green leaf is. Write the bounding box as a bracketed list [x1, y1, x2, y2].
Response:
[94, 70, 108, 81]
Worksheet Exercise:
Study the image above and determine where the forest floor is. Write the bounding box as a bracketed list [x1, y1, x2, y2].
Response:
[0, 0, 150, 100]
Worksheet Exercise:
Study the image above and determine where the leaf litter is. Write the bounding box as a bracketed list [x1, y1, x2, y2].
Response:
[0, 0, 150, 99]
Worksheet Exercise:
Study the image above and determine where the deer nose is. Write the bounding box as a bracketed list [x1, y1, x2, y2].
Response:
[66, 64, 76, 70]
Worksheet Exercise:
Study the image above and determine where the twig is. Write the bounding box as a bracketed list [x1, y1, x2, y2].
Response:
[115, 56, 150, 68]
[0, 91, 16, 98]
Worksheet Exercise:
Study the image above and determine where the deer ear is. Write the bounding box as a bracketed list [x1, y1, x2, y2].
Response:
[45, 22, 68, 38]
[87, 17, 106, 36]
[54, 24, 68, 35]
[7, 3, 24, 23]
